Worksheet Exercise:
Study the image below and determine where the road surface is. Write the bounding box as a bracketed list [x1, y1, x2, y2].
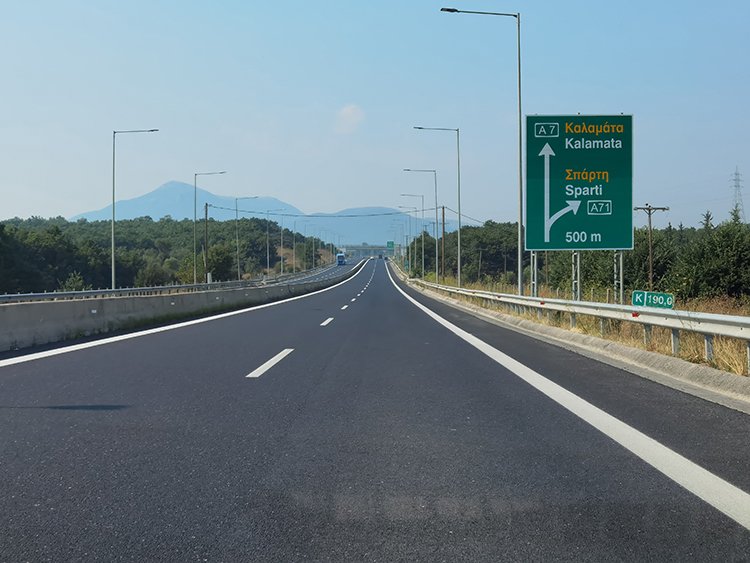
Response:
[2, 258, 750, 561]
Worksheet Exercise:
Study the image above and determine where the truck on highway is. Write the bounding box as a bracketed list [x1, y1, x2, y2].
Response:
[336, 252, 346, 266]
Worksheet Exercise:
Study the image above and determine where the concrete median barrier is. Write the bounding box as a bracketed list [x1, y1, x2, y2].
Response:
[1, 264, 362, 352]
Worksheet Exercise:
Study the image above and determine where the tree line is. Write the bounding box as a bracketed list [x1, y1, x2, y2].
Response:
[4, 208, 749, 300]
[0, 216, 331, 293]
[404, 208, 750, 300]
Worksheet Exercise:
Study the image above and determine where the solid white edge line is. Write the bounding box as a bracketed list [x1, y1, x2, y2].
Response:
[246, 348, 294, 378]
[320, 317, 334, 327]
[0, 260, 372, 369]
[385, 262, 750, 531]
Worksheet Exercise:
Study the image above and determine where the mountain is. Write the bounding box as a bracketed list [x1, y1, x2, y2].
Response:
[71, 181, 456, 245]
[70, 181, 302, 223]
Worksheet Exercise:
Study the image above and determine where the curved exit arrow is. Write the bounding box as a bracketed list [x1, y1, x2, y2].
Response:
[545, 200, 582, 242]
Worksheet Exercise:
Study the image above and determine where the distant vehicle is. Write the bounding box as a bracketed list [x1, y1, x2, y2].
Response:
[336, 252, 346, 266]
[378, 254, 383, 259]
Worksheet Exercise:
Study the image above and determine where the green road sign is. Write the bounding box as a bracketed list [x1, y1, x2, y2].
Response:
[387, 240, 394, 250]
[526, 115, 633, 250]
[632, 290, 674, 309]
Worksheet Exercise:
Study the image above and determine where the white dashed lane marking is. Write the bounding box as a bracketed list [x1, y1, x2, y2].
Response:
[246, 349, 294, 379]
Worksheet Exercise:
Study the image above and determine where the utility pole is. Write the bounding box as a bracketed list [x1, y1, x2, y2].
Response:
[634, 203, 669, 291]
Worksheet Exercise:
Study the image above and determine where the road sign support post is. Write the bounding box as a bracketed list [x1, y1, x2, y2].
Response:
[571, 251, 581, 301]
[614, 251, 624, 304]
[530, 251, 538, 297]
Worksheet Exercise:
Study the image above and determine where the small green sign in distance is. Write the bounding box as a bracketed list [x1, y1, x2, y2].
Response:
[387, 240, 394, 250]
[632, 290, 674, 309]
[526, 115, 633, 250]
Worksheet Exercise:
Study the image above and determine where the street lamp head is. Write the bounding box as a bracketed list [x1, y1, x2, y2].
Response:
[114, 128, 160, 135]
[440, 8, 518, 18]
[414, 125, 458, 132]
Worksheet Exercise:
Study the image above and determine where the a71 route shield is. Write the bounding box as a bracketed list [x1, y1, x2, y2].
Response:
[525, 115, 633, 250]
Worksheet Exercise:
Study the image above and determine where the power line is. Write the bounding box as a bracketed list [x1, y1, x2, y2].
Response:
[211, 204, 437, 219]
[442, 207, 484, 225]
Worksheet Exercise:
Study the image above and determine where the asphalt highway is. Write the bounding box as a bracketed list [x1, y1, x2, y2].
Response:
[2, 258, 750, 561]
[286, 262, 360, 285]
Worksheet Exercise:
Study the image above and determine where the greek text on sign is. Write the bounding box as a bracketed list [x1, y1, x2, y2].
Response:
[526, 115, 633, 250]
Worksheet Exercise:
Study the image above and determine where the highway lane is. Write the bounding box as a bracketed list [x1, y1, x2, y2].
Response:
[2, 258, 750, 560]
[286, 261, 360, 285]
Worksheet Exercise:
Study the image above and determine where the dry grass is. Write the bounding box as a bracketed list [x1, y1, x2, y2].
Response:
[435, 279, 750, 377]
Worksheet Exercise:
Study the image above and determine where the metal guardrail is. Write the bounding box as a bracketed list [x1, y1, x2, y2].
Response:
[410, 278, 750, 370]
[0, 264, 339, 304]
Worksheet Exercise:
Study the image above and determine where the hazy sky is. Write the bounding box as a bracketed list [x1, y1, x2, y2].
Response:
[2, 0, 748, 229]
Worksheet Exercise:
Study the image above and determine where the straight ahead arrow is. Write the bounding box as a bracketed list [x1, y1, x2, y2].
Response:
[539, 143, 555, 241]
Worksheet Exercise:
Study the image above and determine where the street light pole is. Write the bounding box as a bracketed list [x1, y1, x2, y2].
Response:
[235, 195, 257, 281]
[111, 128, 158, 290]
[266, 210, 271, 274]
[298, 221, 311, 271]
[264, 209, 282, 275]
[414, 126, 462, 287]
[441, 7, 523, 295]
[398, 206, 417, 274]
[194, 170, 226, 284]
[401, 193, 425, 278]
[293, 220, 297, 274]
[404, 169, 439, 281]
[280, 215, 284, 274]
